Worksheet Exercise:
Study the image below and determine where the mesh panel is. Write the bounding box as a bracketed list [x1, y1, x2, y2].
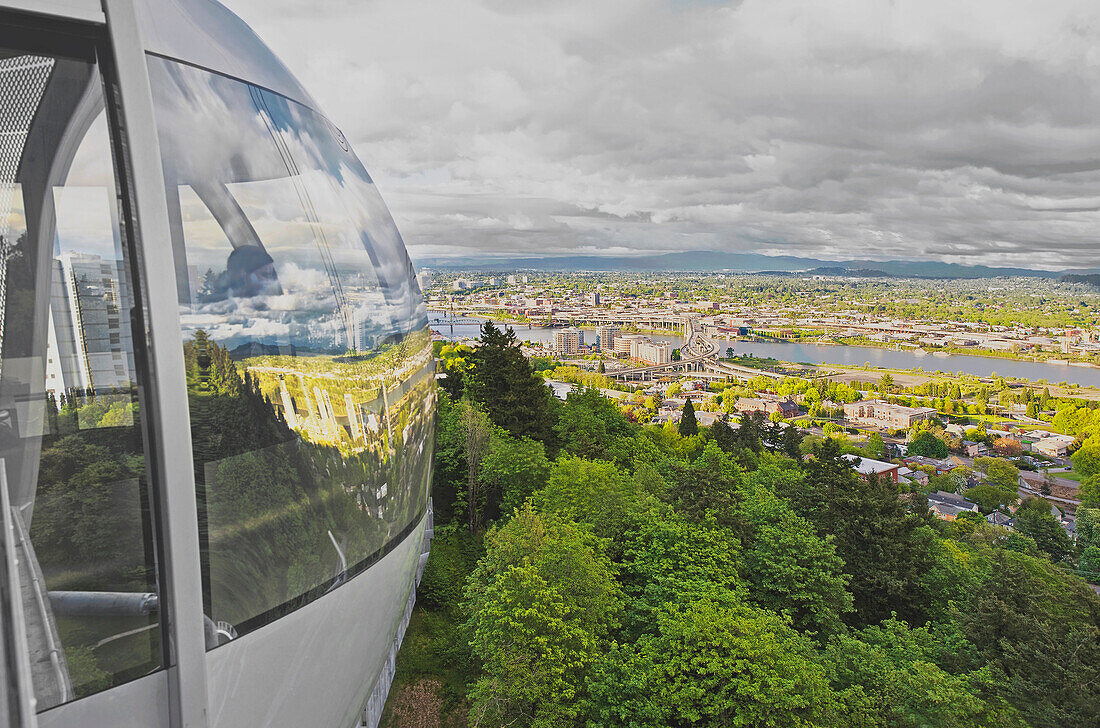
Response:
[0, 55, 55, 363]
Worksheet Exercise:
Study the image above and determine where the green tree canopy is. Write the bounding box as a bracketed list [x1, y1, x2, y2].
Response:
[974, 456, 1020, 492]
[964, 484, 1017, 514]
[481, 433, 550, 519]
[664, 440, 744, 528]
[958, 551, 1100, 728]
[866, 432, 886, 458]
[798, 440, 933, 626]
[742, 466, 852, 635]
[826, 619, 1025, 728]
[587, 600, 835, 728]
[909, 430, 949, 458]
[1013, 497, 1073, 562]
[465, 506, 621, 727]
[617, 505, 744, 636]
[554, 387, 634, 462]
[531, 457, 641, 542]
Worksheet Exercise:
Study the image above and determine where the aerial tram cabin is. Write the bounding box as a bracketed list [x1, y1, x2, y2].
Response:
[0, 1, 434, 726]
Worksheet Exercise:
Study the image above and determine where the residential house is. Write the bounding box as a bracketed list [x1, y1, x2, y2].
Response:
[927, 490, 979, 521]
[904, 455, 955, 474]
[897, 466, 929, 487]
[842, 454, 900, 483]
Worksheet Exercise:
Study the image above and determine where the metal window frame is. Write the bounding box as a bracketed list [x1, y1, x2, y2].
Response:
[100, 1, 208, 726]
[0, 5, 207, 725]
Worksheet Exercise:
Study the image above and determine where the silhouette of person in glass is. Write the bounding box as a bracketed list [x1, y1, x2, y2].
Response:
[225, 245, 281, 299]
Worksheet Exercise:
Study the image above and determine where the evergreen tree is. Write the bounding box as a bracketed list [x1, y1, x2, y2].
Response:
[678, 399, 698, 436]
[733, 410, 765, 453]
[1014, 497, 1073, 562]
[466, 321, 553, 442]
[866, 432, 886, 458]
[665, 441, 744, 529]
[795, 439, 932, 626]
[959, 551, 1100, 728]
[710, 419, 736, 453]
[781, 423, 803, 459]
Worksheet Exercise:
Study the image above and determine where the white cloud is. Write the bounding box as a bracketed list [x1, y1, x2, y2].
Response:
[223, 0, 1100, 269]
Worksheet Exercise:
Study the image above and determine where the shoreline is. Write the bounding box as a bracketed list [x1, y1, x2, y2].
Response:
[429, 312, 1100, 389]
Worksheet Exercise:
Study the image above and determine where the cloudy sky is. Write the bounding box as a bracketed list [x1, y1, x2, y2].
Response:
[227, 0, 1100, 269]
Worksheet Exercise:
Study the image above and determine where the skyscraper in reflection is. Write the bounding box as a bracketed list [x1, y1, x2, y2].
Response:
[45, 252, 134, 396]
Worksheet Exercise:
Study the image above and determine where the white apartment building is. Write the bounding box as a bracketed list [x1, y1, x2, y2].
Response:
[636, 340, 672, 365]
[610, 333, 670, 364]
[614, 333, 647, 356]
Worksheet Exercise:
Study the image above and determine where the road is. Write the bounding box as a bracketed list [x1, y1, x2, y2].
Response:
[608, 318, 720, 379]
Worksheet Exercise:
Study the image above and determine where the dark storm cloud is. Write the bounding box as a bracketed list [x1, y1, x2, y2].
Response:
[228, 0, 1100, 269]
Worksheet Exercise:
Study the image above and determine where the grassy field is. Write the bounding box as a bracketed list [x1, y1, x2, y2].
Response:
[1046, 469, 1083, 483]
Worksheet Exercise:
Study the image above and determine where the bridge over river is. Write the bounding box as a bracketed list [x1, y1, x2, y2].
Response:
[605, 319, 784, 383]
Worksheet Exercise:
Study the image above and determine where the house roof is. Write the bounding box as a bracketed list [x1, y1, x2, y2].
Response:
[928, 490, 976, 510]
[842, 454, 899, 475]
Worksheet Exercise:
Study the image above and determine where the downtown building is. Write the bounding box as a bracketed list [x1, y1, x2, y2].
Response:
[46, 252, 136, 396]
[599, 324, 620, 351]
[613, 333, 671, 364]
[555, 327, 583, 355]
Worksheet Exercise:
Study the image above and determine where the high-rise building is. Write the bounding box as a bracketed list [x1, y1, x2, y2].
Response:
[614, 333, 647, 357]
[636, 340, 672, 365]
[45, 252, 135, 396]
[599, 325, 620, 351]
[555, 327, 582, 355]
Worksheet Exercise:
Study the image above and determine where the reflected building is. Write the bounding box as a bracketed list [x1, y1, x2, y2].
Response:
[46, 252, 135, 396]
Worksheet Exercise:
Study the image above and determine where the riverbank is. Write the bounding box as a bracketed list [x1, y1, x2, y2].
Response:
[740, 332, 1100, 368]
[430, 313, 1100, 389]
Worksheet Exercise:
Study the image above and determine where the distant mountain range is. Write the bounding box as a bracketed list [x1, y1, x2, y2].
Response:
[414, 250, 1087, 279]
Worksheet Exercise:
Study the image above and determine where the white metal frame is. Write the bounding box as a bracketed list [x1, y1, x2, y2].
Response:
[100, 1, 209, 726]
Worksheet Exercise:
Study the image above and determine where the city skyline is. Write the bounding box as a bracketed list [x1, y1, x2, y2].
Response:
[231, 0, 1100, 270]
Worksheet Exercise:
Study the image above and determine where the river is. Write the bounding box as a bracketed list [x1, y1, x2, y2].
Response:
[428, 314, 686, 348]
[429, 314, 1100, 387]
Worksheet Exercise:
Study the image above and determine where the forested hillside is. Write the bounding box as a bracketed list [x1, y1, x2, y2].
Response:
[383, 322, 1100, 728]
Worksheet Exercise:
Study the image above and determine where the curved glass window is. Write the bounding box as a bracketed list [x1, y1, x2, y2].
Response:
[0, 40, 162, 710]
[147, 57, 434, 642]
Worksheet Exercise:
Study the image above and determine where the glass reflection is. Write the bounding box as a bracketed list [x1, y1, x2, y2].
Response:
[148, 58, 433, 638]
[0, 51, 160, 710]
